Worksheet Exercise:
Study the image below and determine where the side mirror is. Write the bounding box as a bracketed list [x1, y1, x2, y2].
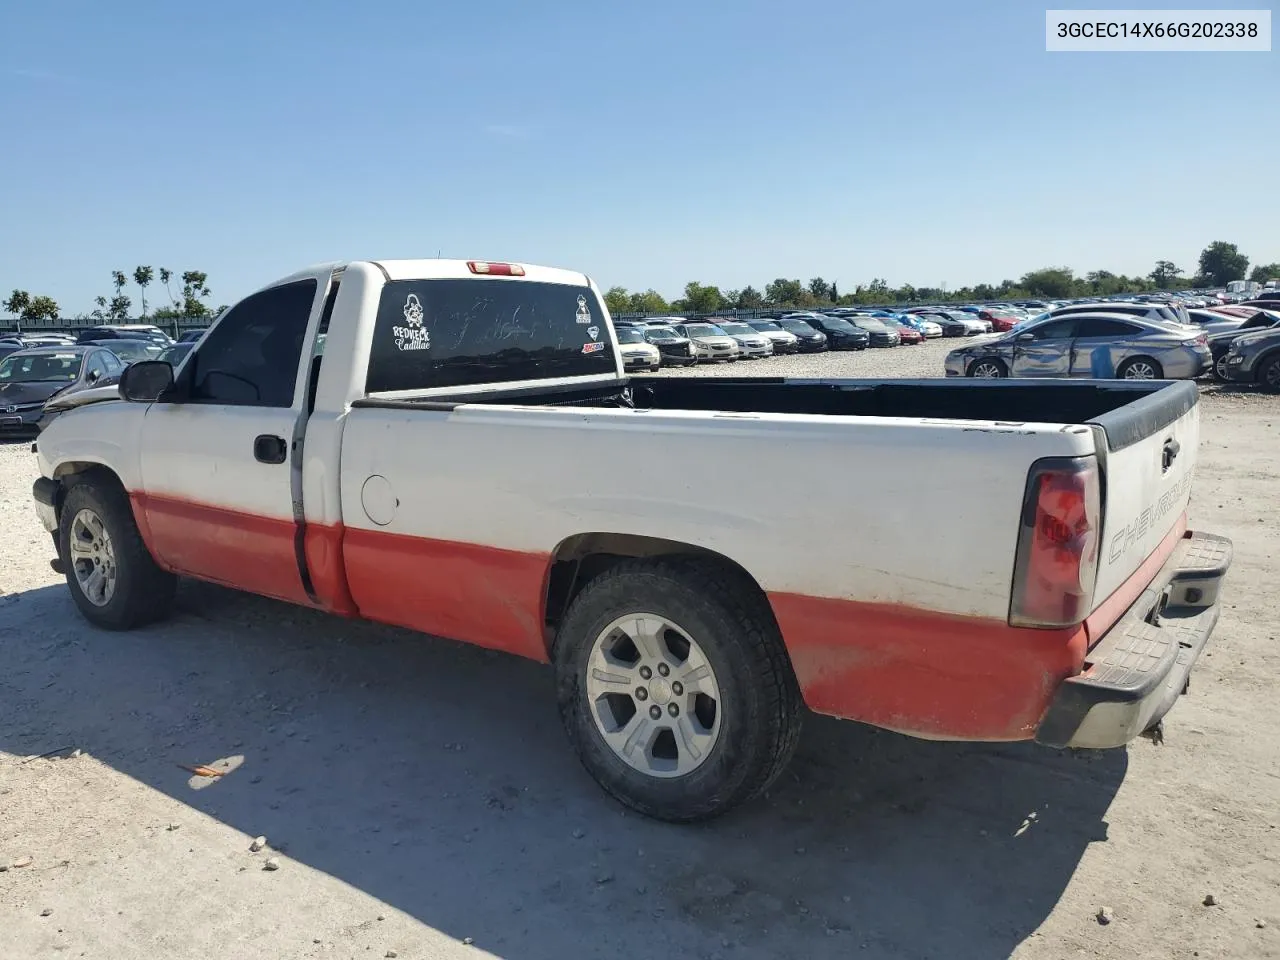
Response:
[86, 370, 100, 383]
[119, 360, 174, 402]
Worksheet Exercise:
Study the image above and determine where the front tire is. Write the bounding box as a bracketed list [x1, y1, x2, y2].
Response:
[59, 479, 176, 630]
[1118, 356, 1163, 380]
[554, 559, 803, 823]
[1213, 353, 1229, 382]
[968, 358, 1008, 378]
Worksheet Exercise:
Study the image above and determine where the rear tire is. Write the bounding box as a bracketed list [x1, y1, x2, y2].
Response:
[1213, 353, 1230, 382]
[58, 479, 176, 630]
[1259, 355, 1280, 394]
[1118, 356, 1163, 380]
[554, 559, 803, 823]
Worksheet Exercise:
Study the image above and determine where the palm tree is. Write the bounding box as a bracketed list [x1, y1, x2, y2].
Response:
[133, 266, 154, 317]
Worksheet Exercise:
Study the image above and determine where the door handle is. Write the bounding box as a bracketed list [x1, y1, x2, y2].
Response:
[1162, 438, 1180, 472]
[254, 434, 287, 464]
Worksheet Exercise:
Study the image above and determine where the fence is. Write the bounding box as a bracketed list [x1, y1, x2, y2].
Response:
[0, 316, 212, 338]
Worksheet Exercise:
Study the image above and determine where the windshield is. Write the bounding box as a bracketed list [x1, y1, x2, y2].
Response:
[818, 317, 858, 333]
[158, 344, 192, 365]
[684, 324, 726, 337]
[644, 326, 681, 341]
[749, 321, 781, 332]
[717, 322, 753, 336]
[777, 320, 814, 334]
[852, 318, 887, 331]
[0, 352, 83, 383]
[615, 327, 646, 344]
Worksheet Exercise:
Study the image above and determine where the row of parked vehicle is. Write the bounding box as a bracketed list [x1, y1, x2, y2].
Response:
[943, 295, 1280, 391]
[0, 324, 207, 435]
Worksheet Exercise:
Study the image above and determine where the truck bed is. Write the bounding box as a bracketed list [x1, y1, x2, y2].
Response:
[355, 376, 1198, 451]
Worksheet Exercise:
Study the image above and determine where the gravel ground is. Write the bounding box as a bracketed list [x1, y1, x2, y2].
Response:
[1, 359, 1278, 960]
[644, 337, 955, 379]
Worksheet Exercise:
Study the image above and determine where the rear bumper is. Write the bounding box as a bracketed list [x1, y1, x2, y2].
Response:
[1035, 530, 1232, 749]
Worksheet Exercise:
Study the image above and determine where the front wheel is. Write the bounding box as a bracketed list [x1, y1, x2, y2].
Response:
[968, 358, 1007, 378]
[1118, 356, 1163, 380]
[554, 559, 803, 823]
[58, 478, 176, 630]
[1213, 353, 1230, 382]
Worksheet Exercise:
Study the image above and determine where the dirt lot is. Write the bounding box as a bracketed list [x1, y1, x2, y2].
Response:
[2, 351, 1278, 960]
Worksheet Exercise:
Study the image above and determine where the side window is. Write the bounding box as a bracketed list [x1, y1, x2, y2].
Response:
[1027, 318, 1078, 340]
[1074, 317, 1140, 338]
[84, 353, 108, 381]
[185, 280, 317, 407]
[101, 351, 123, 373]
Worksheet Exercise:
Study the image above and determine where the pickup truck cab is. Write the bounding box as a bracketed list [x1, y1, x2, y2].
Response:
[32, 258, 1232, 822]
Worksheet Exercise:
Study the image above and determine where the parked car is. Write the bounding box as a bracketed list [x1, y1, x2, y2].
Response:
[1207, 311, 1280, 379]
[177, 328, 209, 343]
[638, 325, 698, 366]
[871, 315, 922, 344]
[712, 320, 774, 359]
[978, 310, 1022, 332]
[31, 256, 1230, 822]
[672, 321, 742, 362]
[1048, 301, 1190, 328]
[877, 312, 943, 338]
[744, 320, 800, 354]
[0, 345, 125, 436]
[1184, 309, 1248, 336]
[1222, 325, 1280, 392]
[786, 313, 869, 350]
[773, 318, 829, 352]
[75, 324, 172, 346]
[945, 312, 1211, 380]
[86, 339, 167, 366]
[844, 316, 901, 347]
[615, 325, 662, 372]
[156, 342, 195, 368]
[910, 310, 985, 337]
[0, 337, 27, 360]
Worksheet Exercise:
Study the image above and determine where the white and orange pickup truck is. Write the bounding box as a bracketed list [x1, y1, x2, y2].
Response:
[31, 258, 1231, 821]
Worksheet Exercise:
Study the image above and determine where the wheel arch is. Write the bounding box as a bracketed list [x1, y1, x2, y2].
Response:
[49, 461, 128, 525]
[541, 532, 782, 658]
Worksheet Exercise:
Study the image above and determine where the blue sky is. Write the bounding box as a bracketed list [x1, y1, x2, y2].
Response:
[1, 0, 1276, 314]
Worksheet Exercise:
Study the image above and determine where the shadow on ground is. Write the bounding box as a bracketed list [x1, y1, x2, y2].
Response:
[0, 580, 1126, 959]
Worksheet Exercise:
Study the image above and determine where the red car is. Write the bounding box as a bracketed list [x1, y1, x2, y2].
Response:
[882, 319, 924, 344]
[978, 310, 1021, 332]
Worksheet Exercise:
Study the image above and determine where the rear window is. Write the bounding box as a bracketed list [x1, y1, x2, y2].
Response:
[365, 279, 616, 393]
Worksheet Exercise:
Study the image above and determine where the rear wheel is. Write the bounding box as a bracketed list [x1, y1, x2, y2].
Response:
[1259, 355, 1280, 394]
[1118, 356, 1163, 380]
[58, 479, 176, 630]
[554, 559, 803, 822]
[968, 358, 1007, 378]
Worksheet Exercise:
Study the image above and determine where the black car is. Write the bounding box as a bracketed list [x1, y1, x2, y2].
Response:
[0, 345, 125, 436]
[177, 328, 208, 343]
[157, 342, 194, 367]
[638, 324, 698, 366]
[1207, 310, 1280, 380]
[772, 318, 829, 352]
[785, 314, 868, 350]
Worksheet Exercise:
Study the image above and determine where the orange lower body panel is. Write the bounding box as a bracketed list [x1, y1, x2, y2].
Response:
[127, 492, 1190, 742]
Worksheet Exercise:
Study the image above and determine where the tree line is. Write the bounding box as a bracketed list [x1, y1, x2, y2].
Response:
[4, 241, 1276, 325]
[3, 266, 221, 325]
[604, 241, 1279, 316]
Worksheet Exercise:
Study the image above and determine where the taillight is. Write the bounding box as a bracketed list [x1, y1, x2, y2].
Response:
[467, 261, 525, 276]
[1010, 457, 1101, 628]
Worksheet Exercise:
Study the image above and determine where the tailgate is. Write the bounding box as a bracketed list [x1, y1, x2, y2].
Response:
[1089, 381, 1199, 609]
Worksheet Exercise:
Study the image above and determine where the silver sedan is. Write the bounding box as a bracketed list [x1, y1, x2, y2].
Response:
[944, 312, 1212, 380]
